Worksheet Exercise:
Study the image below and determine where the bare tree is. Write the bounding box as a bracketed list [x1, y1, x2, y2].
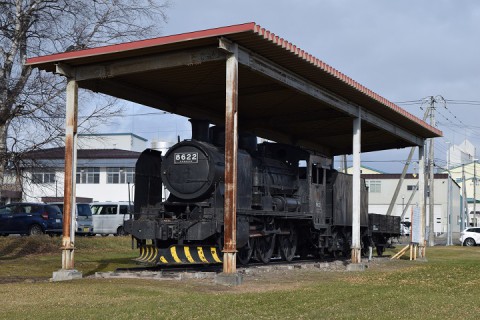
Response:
[0, 0, 170, 185]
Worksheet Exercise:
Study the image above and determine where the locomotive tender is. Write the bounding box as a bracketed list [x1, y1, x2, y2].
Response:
[124, 119, 399, 265]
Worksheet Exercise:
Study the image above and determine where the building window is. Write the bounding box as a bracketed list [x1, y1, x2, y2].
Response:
[76, 168, 100, 184]
[366, 180, 381, 193]
[107, 167, 134, 184]
[32, 170, 56, 184]
[407, 185, 418, 191]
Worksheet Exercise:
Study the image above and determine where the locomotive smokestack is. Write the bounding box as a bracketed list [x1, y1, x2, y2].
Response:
[189, 119, 210, 142]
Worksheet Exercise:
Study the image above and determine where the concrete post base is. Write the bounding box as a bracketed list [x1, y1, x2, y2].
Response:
[215, 272, 243, 286]
[346, 263, 367, 272]
[51, 269, 83, 282]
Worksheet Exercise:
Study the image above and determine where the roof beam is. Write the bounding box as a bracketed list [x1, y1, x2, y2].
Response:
[248, 126, 333, 156]
[57, 46, 227, 81]
[219, 38, 424, 147]
[82, 79, 223, 123]
[244, 109, 347, 127]
[177, 83, 286, 104]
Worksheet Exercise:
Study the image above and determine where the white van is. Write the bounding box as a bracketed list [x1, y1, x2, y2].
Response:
[90, 202, 132, 236]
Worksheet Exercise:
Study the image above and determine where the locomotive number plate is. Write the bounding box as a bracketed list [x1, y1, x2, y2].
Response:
[174, 152, 198, 164]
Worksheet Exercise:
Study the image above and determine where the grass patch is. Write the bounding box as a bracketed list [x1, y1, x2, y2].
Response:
[0, 236, 137, 279]
[0, 237, 479, 319]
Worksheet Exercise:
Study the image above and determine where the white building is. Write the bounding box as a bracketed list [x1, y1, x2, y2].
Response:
[362, 173, 462, 238]
[448, 139, 475, 170]
[21, 147, 140, 203]
[78, 133, 147, 152]
[17, 133, 148, 203]
[11, 134, 177, 204]
[444, 160, 480, 226]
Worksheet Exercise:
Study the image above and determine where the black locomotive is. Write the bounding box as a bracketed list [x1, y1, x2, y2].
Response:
[124, 119, 399, 265]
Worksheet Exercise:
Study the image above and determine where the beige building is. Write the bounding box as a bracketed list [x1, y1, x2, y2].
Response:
[345, 165, 385, 175]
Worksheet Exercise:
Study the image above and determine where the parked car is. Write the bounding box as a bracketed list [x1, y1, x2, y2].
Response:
[48, 202, 93, 236]
[460, 227, 480, 246]
[0, 203, 62, 236]
[90, 202, 132, 236]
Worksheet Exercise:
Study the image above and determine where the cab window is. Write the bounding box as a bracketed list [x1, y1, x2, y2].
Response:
[311, 164, 324, 185]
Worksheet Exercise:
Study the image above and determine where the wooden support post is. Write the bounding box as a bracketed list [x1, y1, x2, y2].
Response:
[351, 112, 362, 263]
[62, 78, 78, 270]
[223, 42, 239, 274]
[391, 244, 410, 260]
[418, 143, 426, 259]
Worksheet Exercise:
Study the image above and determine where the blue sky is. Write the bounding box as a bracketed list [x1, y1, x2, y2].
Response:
[105, 0, 480, 172]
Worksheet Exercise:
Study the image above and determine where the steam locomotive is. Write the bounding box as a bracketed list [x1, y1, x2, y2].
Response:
[124, 119, 399, 265]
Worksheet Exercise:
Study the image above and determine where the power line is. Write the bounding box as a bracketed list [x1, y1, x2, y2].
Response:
[444, 99, 480, 105]
[21, 111, 171, 120]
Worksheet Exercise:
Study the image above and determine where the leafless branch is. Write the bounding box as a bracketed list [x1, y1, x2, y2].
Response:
[0, 0, 170, 186]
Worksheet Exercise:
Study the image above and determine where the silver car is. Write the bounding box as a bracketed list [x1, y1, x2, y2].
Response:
[49, 202, 94, 235]
[460, 227, 480, 246]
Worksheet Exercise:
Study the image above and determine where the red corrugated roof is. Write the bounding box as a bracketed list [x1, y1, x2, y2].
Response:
[26, 22, 256, 66]
[26, 22, 441, 138]
[25, 22, 441, 153]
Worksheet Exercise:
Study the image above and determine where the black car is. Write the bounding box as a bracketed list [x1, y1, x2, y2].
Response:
[0, 203, 63, 236]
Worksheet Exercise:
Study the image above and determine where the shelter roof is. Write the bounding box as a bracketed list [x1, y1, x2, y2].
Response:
[24, 147, 141, 160]
[26, 22, 441, 156]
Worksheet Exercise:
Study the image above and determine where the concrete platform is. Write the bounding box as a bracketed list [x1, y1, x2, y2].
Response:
[51, 269, 83, 282]
[346, 263, 367, 272]
[215, 272, 243, 286]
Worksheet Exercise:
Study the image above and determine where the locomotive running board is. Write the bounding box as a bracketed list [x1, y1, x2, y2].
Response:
[134, 245, 223, 265]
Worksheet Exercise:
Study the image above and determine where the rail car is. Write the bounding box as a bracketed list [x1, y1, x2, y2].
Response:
[124, 119, 399, 265]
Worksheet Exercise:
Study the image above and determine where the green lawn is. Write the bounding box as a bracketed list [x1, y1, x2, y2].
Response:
[0, 236, 479, 319]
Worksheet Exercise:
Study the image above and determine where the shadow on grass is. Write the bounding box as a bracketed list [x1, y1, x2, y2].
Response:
[80, 257, 139, 276]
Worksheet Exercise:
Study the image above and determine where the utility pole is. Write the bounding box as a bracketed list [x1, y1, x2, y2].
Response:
[446, 142, 452, 246]
[428, 96, 436, 247]
[474, 159, 477, 227]
[462, 164, 468, 232]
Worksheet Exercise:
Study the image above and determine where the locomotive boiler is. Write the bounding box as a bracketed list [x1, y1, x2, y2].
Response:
[124, 119, 399, 265]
